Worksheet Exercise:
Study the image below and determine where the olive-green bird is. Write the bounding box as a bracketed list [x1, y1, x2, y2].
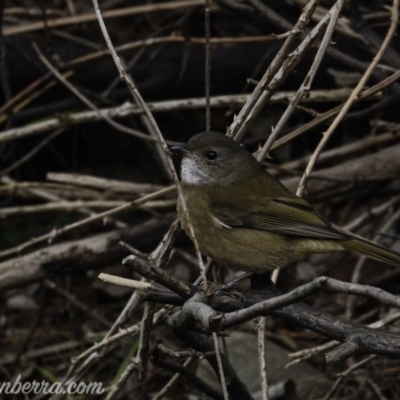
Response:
[171, 131, 400, 272]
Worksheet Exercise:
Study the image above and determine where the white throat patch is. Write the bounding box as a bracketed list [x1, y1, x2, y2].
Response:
[181, 158, 209, 185]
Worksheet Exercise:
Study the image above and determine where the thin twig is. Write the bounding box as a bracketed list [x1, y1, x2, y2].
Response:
[229, 0, 318, 141]
[346, 206, 400, 319]
[4, 0, 204, 36]
[276, 131, 400, 172]
[257, 317, 269, 400]
[205, 0, 211, 132]
[98, 273, 152, 290]
[212, 332, 229, 400]
[151, 357, 195, 400]
[136, 302, 155, 381]
[0, 186, 175, 260]
[0, 199, 173, 218]
[44, 279, 112, 327]
[118, 57, 172, 180]
[0, 129, 64, 178]
[33, 43, 155, 142]
[322, 355, 377, 400]
[60, 307, 172, 392]
[0, 89, 368, 147]
[266, 69, 400, 152]
[296, 0, 400, 196]
[91, 0, 208, 290]
[257, 0, 347, 161]
[64, 35, 285, 68]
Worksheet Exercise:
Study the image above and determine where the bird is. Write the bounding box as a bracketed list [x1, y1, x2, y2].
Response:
[171, 131, 400, 272]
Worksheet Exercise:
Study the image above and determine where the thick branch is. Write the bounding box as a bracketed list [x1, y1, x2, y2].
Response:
[0, 214, 174, 289]
[135, 274, 400, 361]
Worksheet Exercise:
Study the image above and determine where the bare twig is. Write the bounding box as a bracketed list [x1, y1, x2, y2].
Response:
[229, 0, 318, 141]
[33, 43, 156, 142]
[0, 185, 175, 260]
[44, 279, 112, 327]
[296, 0, 400, 196]
[98, 273, 152, 290]
[4, 0, 204, 36]
[136, 302, 155, 381]
[257, 0, 347, 160]
[257, 317, 269, 400]
[205, 0, 211, 132]
[151, 357, 196, 400]
[212, 332, 229, 400]
[65, 34, 285, 69]
[47, 172, 164, 195]
[272, 71, 400, 153]
[322, 355, 377, 400]
[0, 129, 64, 178]
[0, 89, 369, 146]
[0, 199, 173, 218]
[287, 311, 400, 367]
[91, 0, 208, 290]
[346, 206, 400, 319]
[276, 131, 400, 172]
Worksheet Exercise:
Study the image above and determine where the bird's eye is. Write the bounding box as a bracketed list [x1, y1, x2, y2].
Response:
[206, 151, 218, 160]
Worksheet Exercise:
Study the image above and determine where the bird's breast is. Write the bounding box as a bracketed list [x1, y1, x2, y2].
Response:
[177, 185, 344, 272]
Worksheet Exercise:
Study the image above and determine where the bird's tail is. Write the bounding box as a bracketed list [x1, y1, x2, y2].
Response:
[342, 237, 400, 268]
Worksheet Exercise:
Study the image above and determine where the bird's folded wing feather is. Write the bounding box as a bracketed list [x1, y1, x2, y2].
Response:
[213, 196, 348, 240]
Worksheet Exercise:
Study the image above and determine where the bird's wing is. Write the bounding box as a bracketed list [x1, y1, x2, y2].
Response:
[213, 196, 348, 240]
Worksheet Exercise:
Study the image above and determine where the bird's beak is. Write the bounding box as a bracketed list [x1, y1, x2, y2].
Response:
[170, 144, 190, 157]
